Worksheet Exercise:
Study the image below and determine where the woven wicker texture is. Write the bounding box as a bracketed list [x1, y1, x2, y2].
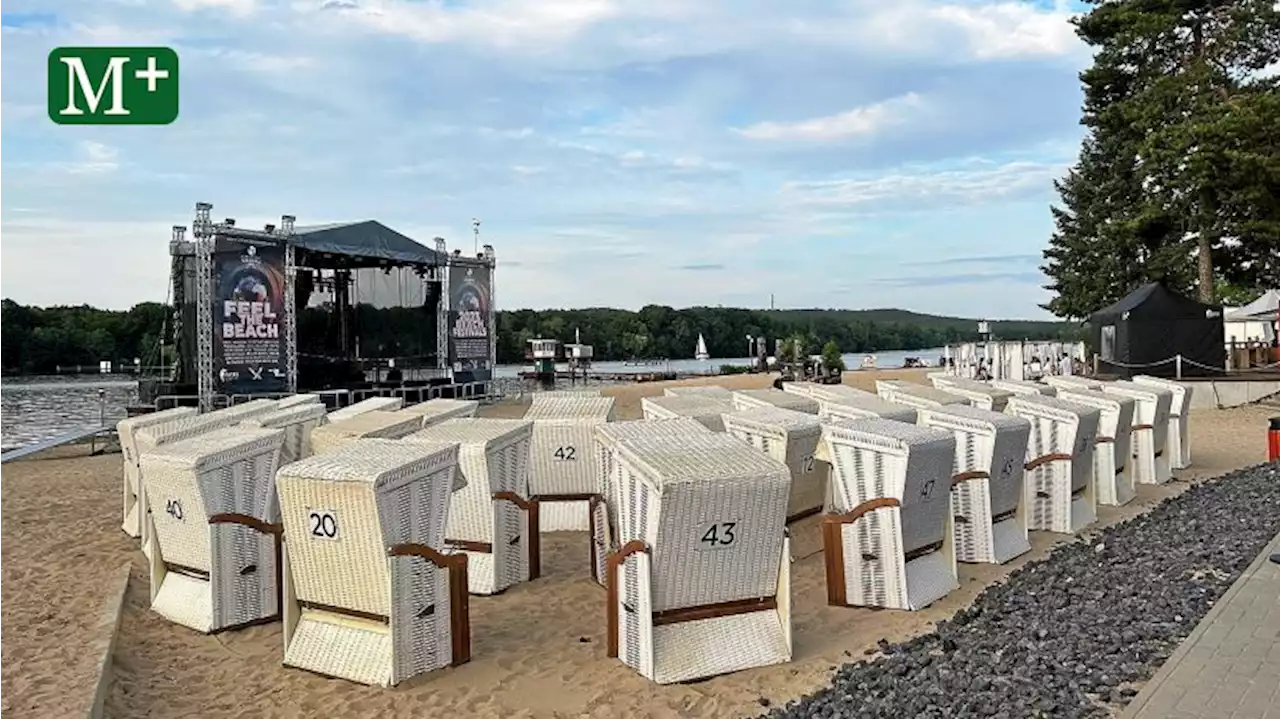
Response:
[640, 395, 732, 432]
[817, 396, 918, 425]
[406, 419, 534, 595]
[1055, 388, 1136, 506]
[1041, 375, 1102, 391]
[722, 407, 825, 520]
[731, 389, 819, 415]
[276, 439, 461, 618]
[277, 394, 322, 409]
[400, 399, 479, 428]
[1101, 380, 1173, 485]
[929, 376, 1015, 412]
[918, 405, 1033, 564]
[990, 378, 1058, 397]
[875, 381, 968, 410]
[1006, 395, 1101, 534]
[524, 395, 618, 530]
[244, 403, 329, 465]
[781, 383, 877, 404]
[1132, 375, 1192, 469]
[310, 411, 423, 456]
[327, 396, 404, 423]
[662, 385, 733, 399]
[284, 611, 393, 686]
[118, 406, 198, 537]
[612, 434, 789, 612]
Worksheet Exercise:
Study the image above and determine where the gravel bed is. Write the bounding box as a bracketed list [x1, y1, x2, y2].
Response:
[765, 463, 1280, 719]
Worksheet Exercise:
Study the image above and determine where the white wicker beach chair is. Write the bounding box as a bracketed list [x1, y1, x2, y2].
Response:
[990, 378, 1058, 397]
[591, 419, 714, 588]
[1005, 396, 1101, 534]
[524, 394, 617, 533]
[141, 425, 286, 633]
[722, 407, 825, 523]
[277, 394, 322, 409]
[917, 405, 1033, 564]
[640, 394, 733, 431]
[242, 402, 328, 465]
[405, 419, 538, 595]
[327, 396, 405, 423]
[118, 406, 198, 538]
[875, 381, 969, 412]
[731, 388, 820, 415]
[276, 439, 469, 687]
[400, 398, 479, 428]
[1132, 375, 1192, 469]
[1054, 388, 1136, 506]
[662, 385, 734, 399]
[928, 376, 1015, 412]
[1041, 375, 1103, 392]
[816, 396, 918, 425]
[310, 411, 423, 456]
[1101, 381, 1173, 485]
[819, 419, 959, 610]
[781, 382, 877, 404]
[606, 434, 792, 684]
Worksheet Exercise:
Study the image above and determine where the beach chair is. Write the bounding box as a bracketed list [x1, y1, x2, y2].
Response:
[874, 380, 968, 412]
[118, 406, 197, 538]
[1101, 381, 1173, 485]
[1055, 388, 1136, 506]
[781, 382, 877, 404]
[917, 405, 1033, 564]
[405, 419, 537, 595]
[590, 419, 714, 587]
[327, 396, 404, 423]
[723, 406, 826, 523]
[928, 376, 1015, 412]
[662, 385, 734, 399]
[525, 393, 617, 532]
[242, 402, 328, 465]
[815, 395, 917, 425]
[310, 411, 423, 455]
[731, 388, 820, 415]
[141, 425, 286, 633]
[990, 378, 1057, 398]
[400, 398, 479, 428]
[276, 394, 322, 409]
[1132, 375, 1192, 469]
[277, 439, 469, 687]
[1005, 396, 1101, 534]
[1041, 375, 1103, 392]
[606, 434, 792, 684]
[640, 395, 732, 432]
[819, 419, 958, 610]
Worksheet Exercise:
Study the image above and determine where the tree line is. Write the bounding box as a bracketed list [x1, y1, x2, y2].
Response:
[1043, 0, 1279, 318]
[0, 298, 1077, 374]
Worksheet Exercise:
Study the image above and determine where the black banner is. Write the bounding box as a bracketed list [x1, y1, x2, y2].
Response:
[213, 240, 288, 395]
[448, 262, 492, 377]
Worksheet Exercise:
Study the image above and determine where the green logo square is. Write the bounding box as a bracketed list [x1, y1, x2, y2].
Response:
[48, 47, 179, 125]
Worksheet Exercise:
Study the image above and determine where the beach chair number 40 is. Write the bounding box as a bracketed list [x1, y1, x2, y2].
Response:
[553, 446, 577, 461]
[165, 499, 184, 521]
[700, 522, 737, 548]
[308, 511, 339, 540]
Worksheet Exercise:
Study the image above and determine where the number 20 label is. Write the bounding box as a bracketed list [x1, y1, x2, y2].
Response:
[309, 510, 339, 540]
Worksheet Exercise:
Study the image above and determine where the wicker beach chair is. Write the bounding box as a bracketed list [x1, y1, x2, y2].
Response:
[781, 382, 877, 404]
[928, 376, 1015, 412]
[816, 395, 917, 425]
[590, 419, 714, 587]
[327, 396, 404, 423]
[606, 434, 792, 684]
[723, 407, 825, 524]
[1005, 396, 1101, 534]
[1055, 388, 1136, 506]
[277, 394, 322, 409]
[118, 406, 198, 538]
[141, 425, 286, 633]
[875, 381, 969, 412]
[1101, 381, 1173, 485]
[1041, 375, 1103, 392]
[917, 405, 1033, 564]
[640, 395, 733, 431]
[242, 402, 328, 465]
[662, 385, 734, 399]
[522, 394, 617, 532]
[400, 398, 479, 428]
[990, 378, 1058, 397]
[276, 439, 469, 687]
[405, 419, 538, 595]
[819, 419, 959, 610]
[731, 388, 819, 415]
[310, 411, 423, 456]
[1132, 375, 1192, 469]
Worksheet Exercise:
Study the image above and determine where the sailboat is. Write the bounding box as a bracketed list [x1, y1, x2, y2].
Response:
[694, 333, 710, 362]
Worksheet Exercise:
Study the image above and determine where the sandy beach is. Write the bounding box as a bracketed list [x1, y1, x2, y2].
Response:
[2, 370, 1275, 719]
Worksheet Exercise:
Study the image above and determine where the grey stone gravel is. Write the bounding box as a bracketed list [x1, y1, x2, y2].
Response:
[763, 463, 1280, 719]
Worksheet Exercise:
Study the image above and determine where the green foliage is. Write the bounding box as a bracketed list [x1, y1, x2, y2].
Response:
[718, 364, 753, 375]
[821, 340, 846, 372]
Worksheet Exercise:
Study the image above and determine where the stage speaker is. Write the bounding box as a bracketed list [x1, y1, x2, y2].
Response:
[425, 279, 442, 309]
[296, 269, 314, 308]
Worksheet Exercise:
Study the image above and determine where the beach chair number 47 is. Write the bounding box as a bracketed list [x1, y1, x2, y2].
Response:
[700, 522, 737, 548]
[553, 446, 577, 461]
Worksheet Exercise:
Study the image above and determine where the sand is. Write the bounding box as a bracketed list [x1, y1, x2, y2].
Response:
[1, 371, 1275, 719]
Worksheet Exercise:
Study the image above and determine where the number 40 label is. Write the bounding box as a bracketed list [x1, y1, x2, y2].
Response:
[698, 522, 738, 550]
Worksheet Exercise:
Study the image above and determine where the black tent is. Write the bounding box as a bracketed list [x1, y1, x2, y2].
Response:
[1090, 283, 1225, 378]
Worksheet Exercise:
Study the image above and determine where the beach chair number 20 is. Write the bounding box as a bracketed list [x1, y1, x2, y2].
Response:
[553, 446, 577, 461]
[309, 511, 339, 540]
[700, 522, 737, 548]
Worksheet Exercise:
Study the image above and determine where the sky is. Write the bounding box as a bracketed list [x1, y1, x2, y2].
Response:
[1, 0, 1094, 319]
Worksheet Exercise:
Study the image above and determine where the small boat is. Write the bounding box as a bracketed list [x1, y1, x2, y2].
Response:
[860, 355, 877, 369]
[695, 333, 710, 362]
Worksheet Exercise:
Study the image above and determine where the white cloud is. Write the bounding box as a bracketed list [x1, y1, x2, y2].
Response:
[737, 93, 926, 142]
[173, 0, 257, 17]
[64, 141, 121, 175]
[780, 160, 1066, 211]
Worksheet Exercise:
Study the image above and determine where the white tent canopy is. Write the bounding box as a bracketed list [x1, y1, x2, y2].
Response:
[1224, 289, 1278, 343]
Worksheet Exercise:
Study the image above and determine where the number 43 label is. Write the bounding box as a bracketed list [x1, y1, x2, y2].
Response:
[698, 522, 738, 550]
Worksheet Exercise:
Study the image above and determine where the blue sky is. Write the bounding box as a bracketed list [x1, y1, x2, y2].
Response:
[1, 0, 1093, 318]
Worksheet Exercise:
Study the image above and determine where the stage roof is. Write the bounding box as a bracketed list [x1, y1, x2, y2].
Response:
[292, 220, 441, 266]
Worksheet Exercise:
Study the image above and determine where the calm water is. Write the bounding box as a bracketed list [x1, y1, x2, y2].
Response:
[0, 347, 942, 451]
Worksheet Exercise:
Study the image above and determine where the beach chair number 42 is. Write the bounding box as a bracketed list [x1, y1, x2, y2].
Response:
[803, 455, 816, 473]
[308, 511, 339, 540]
[553, 446, 577, 461]
[700, 522, 737, 548]
[165, 499, 184, 521]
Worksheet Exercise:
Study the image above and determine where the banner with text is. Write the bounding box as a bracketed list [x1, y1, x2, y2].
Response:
[448, 262, 492, 378]
[213, 240, 288, 395]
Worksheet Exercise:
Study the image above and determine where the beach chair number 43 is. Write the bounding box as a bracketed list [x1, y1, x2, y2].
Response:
[700, 522, 737, 548]
[165, 499, 184, 521]
[553, 446, 577, 461]
[308, 511, 339, 540]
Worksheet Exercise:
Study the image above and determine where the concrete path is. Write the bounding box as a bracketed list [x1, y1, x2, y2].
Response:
[1123, 532, 1280, 719]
